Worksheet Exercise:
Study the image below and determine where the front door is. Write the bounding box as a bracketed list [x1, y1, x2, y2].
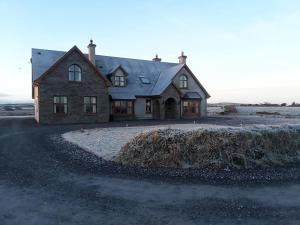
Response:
[165, 98, 177, 119]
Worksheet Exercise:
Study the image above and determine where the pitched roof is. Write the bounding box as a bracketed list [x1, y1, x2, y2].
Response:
[183, 92, 202, 99]
[32, 46, 110, 86]
[31, 47, 210, 98]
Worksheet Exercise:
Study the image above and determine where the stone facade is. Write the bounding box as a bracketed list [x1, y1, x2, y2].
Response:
[35, 49, 109, 124]
[32, 43, 210, 124]
[173, 67, 208, 117]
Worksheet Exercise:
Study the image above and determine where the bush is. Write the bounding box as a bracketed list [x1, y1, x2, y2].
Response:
[222, 105, 238, 114]
[116, 126, 300, 169]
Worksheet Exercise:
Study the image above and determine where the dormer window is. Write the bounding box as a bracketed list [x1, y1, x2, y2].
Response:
[114, 74, 125, 87]
[110, 65, 127, 87]
[68, 64, 81, 81]
[179, 74, 188, 88]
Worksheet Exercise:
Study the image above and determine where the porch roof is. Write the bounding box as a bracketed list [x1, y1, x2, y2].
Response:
[183, 92, 202, 99]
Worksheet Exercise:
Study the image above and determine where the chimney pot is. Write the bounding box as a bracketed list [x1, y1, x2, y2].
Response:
[152, 54, 161, 62]
[87, 39, 96, 65]
[178, 51, 187, 64]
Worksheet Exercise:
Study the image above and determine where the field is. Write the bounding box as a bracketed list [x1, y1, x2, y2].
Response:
[0, 104, 34, 116]
[208, 106, 300, 117]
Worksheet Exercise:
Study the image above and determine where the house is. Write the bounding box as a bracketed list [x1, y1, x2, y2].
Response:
[31, 40, 210, 124]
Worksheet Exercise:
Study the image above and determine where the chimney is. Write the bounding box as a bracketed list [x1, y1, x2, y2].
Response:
[178, 51, 187, 64]
[152, 54, 161, 62]
[87, 39, 96, 65]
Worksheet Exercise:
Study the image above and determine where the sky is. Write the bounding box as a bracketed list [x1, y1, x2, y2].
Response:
[0, 0, 299, 104]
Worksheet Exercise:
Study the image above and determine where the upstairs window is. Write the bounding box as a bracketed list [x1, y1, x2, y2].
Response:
[114, 75, 125, 87]
[53, 96, 67, 114]
[179, 75, 188, 88]
[68, 64, 81, 81]
[84, 97, 97, 114]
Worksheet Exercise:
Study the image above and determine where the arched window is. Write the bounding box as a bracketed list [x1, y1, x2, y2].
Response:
[179, 75, 188, 88]
[68, 64, 81, 81]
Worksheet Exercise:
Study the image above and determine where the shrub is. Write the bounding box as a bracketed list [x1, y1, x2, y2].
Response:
[223, 105, 237, 114]
[116, 126, 300, 169]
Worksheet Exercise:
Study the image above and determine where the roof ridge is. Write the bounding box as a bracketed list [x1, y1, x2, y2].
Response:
[96, 54, 178, 65]
[32, 48, 179, 65]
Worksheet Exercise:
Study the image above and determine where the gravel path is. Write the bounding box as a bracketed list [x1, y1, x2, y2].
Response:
[62, 123, 231, 160]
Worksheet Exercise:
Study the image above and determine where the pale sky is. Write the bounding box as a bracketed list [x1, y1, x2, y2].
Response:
[0, 0, 299, 104]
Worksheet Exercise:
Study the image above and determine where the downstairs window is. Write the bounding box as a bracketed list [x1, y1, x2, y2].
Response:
[84, 97, 97, 114]
[53, 96, 67, 114]
[113, 101, 133, 115]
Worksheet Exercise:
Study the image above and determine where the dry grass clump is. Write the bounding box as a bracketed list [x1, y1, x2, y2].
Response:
[115, 126, 300, 169]
[219, 105, 238, 115]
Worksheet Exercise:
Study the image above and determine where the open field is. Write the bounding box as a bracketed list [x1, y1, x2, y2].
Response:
[208, 106, 300, 117]
[0, 104, 34, 116]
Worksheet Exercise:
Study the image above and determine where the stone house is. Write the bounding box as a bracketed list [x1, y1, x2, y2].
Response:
[32, 40, 210, 124]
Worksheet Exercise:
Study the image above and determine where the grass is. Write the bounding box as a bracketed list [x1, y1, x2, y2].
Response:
[116, 126, 300, 169]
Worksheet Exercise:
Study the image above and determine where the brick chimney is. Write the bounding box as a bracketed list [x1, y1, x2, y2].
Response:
[178, 51, 187, 64]
[87, 39, 96, 65]
[152, 54, 161, 62]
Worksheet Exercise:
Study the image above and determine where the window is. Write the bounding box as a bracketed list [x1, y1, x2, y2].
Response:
[183, 100, 199, 115]
[68, 64, 81, 81]
[179, 75, 188, 88]
[145, 99, 152, 113]
[114, 75, 125, 87]
[113, 101, 133, 114]
[53, 96, 67, 114]
[84, 97, 97, 114]
[140, 76, 151, 84]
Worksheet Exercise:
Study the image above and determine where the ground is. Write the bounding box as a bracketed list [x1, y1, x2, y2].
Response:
[1, 116, 300, 225]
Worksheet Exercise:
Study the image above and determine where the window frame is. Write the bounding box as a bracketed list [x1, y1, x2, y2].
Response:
[68, 64, 82, 81]
[182, 100, 200, 116]
[113, 100, 134, 115]
[179, 75, 188, 89]
[83, 96, 97, 114]
[53, 96, 68, 114]
[145, 99, 152, 114]
[114, 75, 126, 87]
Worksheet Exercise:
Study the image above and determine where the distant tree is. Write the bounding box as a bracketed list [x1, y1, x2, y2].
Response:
[291, 102, 296, 106]
[281, 103, 287, 107]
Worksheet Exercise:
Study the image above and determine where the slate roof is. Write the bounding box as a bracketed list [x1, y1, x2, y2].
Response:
[31, 47, 209, 99]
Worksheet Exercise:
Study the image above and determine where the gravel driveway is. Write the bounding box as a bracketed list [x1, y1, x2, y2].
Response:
[62, 123, 230, 160]
[1, 116, 300, 225]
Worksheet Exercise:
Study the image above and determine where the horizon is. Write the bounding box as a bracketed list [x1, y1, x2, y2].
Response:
[0, 0, 299, 104]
